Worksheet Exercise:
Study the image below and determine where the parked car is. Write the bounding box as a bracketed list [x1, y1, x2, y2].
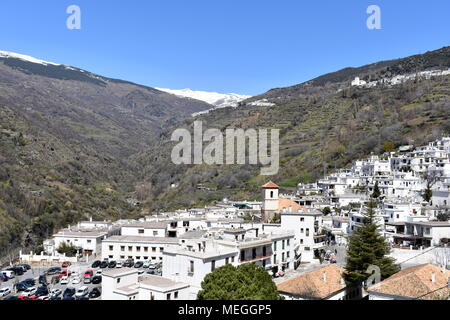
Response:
[63, 295, 75, 300]
[95, 270, 103, 276]
[49, 296, 62, 300]
[23, 287, 36, 297]
[124, 259, 135, 268]
[76, 296, 89, 300]
[1, 270, 15, 279]
[60, 276, 69, 285]
[22, 278, 36, 287]
[134, 261, 144, 269]
[84, 269, 94, 278]
[38, 296, 50, 300]
[59, 270, 71, 278]
[72, 276, 81, 284]
[15, 282, 31, 292]
[35, 286, 49, 297]
[0, 287, 11, 297]
[18, 264, 31, 271]
[89, 287, 101, 299]
[116, 261, 123, 268]
[51, 275, 60, 285]
[46, 267, 62, 275]
[0, 273, 9, 282]
[142, 260, 151, 269]
[7, 267, 23, 276]
[61, 261, 72, 268]
[50, 289, 62, 297]
[92, 276, 102, 284]
[91, 260, 101, 268]
[39, 275, 48, 285]
[75, 286, 89, 298]
[3, 295, 19, 300]
[146, 269, 156, 275]
[83, 276, 92, 284]
[63, 288, 76, 297]
[100, 261, 109, 269]
[138, 270, 145, 275]
[108, 261, 117, 268]
[18, 295, 37, 301]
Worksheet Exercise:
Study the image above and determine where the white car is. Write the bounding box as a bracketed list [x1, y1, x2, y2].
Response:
[75, 286, 88, 298]
[72, 276, 81, 284]
[142, 261, 151, 268]
[95, 270, 102, 276]
[38, 296, 50, 300]
[71, 271, 79, 278]
[24, 287, 36, 297]
[0, 287, 11, 297]
[116, 262, 122, 268]
[60, 276, 69, 285]
[50, 289, 62, 297]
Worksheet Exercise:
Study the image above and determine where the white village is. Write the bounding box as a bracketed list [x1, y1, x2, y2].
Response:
[2, 136, 450, 301]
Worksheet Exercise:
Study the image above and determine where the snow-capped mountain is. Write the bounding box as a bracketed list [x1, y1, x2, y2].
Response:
[156, 88, 251, 110]
[0, 51, 61, 66]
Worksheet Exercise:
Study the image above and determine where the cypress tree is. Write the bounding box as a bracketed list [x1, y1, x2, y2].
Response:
[344, 199, 400, 287]
[372, 181, 381, 199]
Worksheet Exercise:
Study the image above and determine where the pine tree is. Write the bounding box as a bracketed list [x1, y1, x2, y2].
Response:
[372, 181, 381, 199]
[344, 199, 400, 287]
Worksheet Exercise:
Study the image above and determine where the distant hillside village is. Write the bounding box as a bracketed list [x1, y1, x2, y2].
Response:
[17, 137, 450, 300]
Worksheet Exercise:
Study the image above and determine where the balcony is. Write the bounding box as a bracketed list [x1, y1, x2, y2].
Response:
[239, 255, 272, 264]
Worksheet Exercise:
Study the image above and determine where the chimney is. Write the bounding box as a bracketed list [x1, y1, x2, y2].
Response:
[322, 272, 327, 282]
[431, 272, 436, 284]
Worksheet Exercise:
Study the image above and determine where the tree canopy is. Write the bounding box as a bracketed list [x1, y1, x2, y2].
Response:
[197, 263, 282, 300]
[344, 200, 400, 287]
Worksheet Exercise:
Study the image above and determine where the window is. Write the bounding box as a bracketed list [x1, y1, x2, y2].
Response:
[144, 247, 148, 252]
[287, 239, 290, 246]
[211, 260, 216, 272]
[282, 240, 285, 250]
[117, 278, 121, 284]
[282, 253, 285, 262]
[300, 239, 304, 244]
[274, 241, 277, 251]
[167, 293, 171, 300]
[240, 250, 246, 261]
[306, 228, 310, 237]
[152, 247, 156, 252]
[300, 218, 305, 222]
[160, 247, 164, 252]
[121, 246, 125, 252]
[231, 256, 235, 263]
[136, 256, 141, 260]
[109, 245, 113, 251]
[300, 228, 304, 234]
[252, 248, 257, 259]
[120, 256, 125, 259]
[274, 254, 277, 264]
[153, 231, 158, 236]
[270, 191, 274, 198]
[225, 257, 229, 265]
[174, 291, 178, 299]
[87, 240, 91, 243]
[189, 261, 194, 273]
[128, 246, 132, 251]
[136, 246, 141, 252]
[138, 229, 144, 234]
[263, 246, 267, 256]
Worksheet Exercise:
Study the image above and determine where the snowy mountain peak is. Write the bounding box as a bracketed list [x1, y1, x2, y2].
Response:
[156, 88, 251, 109]
[0, 51, 61, 66]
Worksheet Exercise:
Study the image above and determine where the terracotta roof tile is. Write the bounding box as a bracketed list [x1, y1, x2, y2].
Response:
[369, 264, 450, 300]
[262, 181, 279, 189]
[277, 265, 345, 299]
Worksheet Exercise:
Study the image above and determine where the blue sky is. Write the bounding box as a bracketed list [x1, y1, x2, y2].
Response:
[0, 0, 449, 95]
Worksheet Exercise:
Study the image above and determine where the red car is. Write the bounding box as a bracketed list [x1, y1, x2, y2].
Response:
[18, 296, 37, 301]
[59, 269, 72, 278]
[62, 261, 71, 268]
[84, 269, 94, 278]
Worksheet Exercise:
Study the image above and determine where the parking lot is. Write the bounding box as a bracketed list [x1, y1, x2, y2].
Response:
[0, 261, 99, 300]
[1, 260, 163, 300]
